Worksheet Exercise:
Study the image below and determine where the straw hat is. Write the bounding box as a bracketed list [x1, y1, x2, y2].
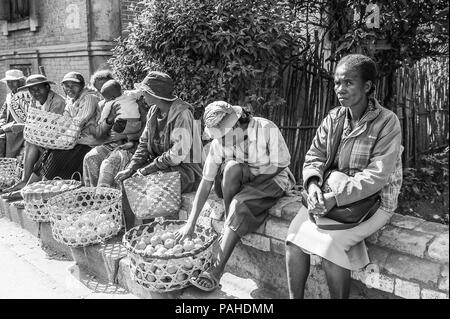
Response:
[18, 74, 55, 90]
[1, 69, 26, 83]
[203, 101, 243, 139]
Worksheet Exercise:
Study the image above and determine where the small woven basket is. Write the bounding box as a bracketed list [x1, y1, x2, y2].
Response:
[123, 220, 218, 292]
[24, 107, 81, 150]
[123, 171, 181, 219]
[47, 187, 123, 247]
[21, 179, 82, 222]
[0, 158, 19, 189]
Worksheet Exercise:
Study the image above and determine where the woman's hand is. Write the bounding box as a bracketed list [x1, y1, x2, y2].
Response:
[115, 168, 134, 183]
[174, 222, 195, 243]
[137, 162, 158, 177]
[307, 180, 327, 216]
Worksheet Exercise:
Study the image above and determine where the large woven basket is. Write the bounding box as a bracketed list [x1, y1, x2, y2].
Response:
[123, 220, 218, 292]
[0, 158, 20, 189]
[21, 179, 82, 222]
[123, 171, 181, 219]
[47, 187, 123, 247]
[24, 107, 81, 150]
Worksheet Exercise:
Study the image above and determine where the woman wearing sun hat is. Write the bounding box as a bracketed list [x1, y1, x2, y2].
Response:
[174, 100, 296, 292]
[115, 71, 204, 227]
[0, 69, 32, 160]
[0, 74, 67, 198]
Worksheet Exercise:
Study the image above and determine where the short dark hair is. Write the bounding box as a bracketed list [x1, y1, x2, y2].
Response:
[91, 69, 114, 86]
[100, 79, 122, 95]
[336, 54, 378, 94]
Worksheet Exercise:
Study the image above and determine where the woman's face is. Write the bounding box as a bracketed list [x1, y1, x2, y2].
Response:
[6, 80, 22, 93]
[62, 81, 83, 99]
[334, 64, 371, 109]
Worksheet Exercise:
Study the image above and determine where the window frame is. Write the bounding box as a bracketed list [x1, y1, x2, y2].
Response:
[0, 0, 39, 36]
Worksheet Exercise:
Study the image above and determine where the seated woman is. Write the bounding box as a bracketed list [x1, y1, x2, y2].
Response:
[0, 69, 32, 160]
[285, 54, 403, 299]
[115, 71, 204, 227]
[1, 74, 66, 195]
[174, 101, 296, 292]
[2, 72, 100, 200]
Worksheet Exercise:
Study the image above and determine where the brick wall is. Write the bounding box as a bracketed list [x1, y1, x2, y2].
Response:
[120, 0, 145, 33]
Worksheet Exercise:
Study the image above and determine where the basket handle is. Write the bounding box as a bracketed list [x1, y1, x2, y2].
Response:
[70, 171, 82, 181]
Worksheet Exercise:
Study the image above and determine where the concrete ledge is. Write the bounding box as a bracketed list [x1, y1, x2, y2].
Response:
[1, 193, 448, 299]
[178, 192, 450, 299]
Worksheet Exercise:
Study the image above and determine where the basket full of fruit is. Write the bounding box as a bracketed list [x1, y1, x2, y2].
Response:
[123, 219, 218, 292]
[21, 179, 82, 222]
[47, 187, 123, 247]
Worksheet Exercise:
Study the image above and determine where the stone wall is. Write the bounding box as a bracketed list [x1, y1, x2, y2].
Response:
[179, 192, 449, 299]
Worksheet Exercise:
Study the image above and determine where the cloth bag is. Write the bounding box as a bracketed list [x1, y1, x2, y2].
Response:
[123, 171, 181, 219]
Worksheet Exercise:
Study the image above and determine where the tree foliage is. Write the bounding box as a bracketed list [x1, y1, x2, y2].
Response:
[109, 0, 307, 111]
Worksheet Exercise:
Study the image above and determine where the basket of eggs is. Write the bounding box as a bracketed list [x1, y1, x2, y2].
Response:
[47, 187, 123, 247]
[123, 219, 218, 292]
[21, 179, 82, 222]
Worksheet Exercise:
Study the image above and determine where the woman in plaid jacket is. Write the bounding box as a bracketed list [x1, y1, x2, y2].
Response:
[285, 54, 403, 299]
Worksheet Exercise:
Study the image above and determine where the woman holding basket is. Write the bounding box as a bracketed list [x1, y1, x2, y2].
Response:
[115, 71, 204, 228]
[3, 72, 100, 201]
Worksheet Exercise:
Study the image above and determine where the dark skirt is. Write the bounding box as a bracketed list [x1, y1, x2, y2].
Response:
[33, 144, 92, 180]
[214, 161, 285, 237]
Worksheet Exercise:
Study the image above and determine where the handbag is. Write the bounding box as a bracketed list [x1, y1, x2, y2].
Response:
[301, 113, 381, 230]
[123, 170, 181, 219]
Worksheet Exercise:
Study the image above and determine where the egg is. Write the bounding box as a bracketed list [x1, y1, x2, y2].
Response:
[135, 241, 146, 250]
[145, 274, 156, 282]
[164, 238, 175, 249]
[150, 235, 162, 247]
[183, 240, 195, 252]
[154, 244, 164, 251]
[193, 238, 203, 245]
[160, 232, 175, 242]
[144, 246, 155, 256]
[194, 243, 202, 250]
[172, 244, 183, 254]
[181, 258, 193, 270]
[176, 273, 187, 281]
[142, 236, 152, 245]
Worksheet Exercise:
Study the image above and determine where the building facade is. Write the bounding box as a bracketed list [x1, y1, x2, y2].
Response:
[0, 0, 141, 103]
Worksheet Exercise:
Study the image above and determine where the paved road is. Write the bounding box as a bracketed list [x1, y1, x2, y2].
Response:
[0, 216, 137, 299]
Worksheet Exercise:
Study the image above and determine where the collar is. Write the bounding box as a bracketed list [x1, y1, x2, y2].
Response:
[344, 97, 381, 125]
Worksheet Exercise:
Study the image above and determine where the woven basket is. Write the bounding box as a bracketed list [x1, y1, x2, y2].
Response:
[0, 158, 19, 189]
[123, 171, 181, 219]
[24, 107, 82, 150]
[47, 187, 123, 247]
[123, 220, 218, 292]
[21, 179, 82, 222]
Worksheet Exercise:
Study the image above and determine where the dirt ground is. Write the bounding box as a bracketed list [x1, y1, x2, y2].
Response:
[396, 147, 449, 225]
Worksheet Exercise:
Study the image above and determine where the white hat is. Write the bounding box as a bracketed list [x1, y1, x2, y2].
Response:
[203, 101, 243, 139]
[1, 69, 26, 83]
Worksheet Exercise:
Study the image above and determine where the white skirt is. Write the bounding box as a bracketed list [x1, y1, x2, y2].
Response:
[285, 206, 392, 270]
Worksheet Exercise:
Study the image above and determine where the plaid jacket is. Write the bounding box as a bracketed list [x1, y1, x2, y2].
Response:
[303, 98, 403, 214]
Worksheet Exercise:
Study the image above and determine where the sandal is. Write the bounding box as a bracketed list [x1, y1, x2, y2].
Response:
[1, 190, 23, 201]
[189, 271, 221, 292]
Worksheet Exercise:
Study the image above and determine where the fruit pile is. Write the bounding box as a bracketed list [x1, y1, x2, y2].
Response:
[133, 230, 204, 257]
[58, 211, 120, 243]
[25, 180, 76, 194]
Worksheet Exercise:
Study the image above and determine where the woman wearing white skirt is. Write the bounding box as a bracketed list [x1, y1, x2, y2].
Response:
[285, 54, 403, 299]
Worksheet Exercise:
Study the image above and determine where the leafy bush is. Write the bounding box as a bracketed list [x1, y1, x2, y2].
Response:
[109, 0, 306, 112]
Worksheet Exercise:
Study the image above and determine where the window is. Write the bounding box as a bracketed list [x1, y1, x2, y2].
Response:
[0, 0, 38, 35]
[9, 0, 30, 23]
[10, 64, 32, 77]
